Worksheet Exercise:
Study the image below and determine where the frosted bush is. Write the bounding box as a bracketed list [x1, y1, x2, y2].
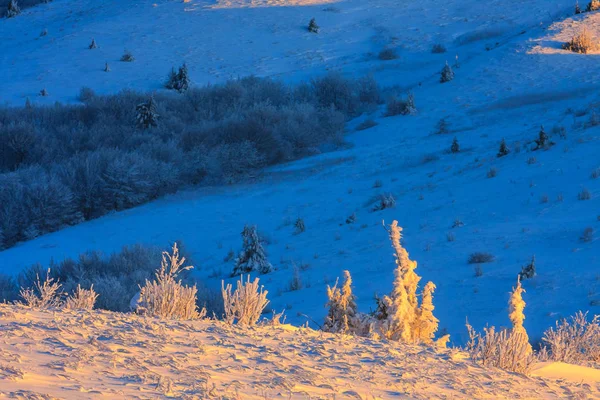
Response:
[137, 243, 205, 320]
[563, 28, 597, 54]
[64, 285, 98, 310]
[542, 312, 600, 365]
[222, 275, 269, 326]
[18, 269, 63, 309]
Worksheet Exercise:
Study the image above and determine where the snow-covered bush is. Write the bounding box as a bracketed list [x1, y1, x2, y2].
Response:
[440, 61, 454, 83]
[308, 18, 319, 33]
[0, 274, 18, 302]
[136, 243, 206, 320]
[64, 285, 98, 310]
[323, 270, 359, 334]
[563, 28, 597, 54]
[222, 275, 269, 326]
[372, 193, 396, 211]
[533, 125, 554, 150]
[18, 269, 63, 309]
[165, 64, 191, 93]
[468, 252, 494, 264]
[497, 138, 510, 157]
[542, 312, 600, 365]
[466, 278, 533, 374]
[232, 225, 273, 276]
[135, 96, 159, 129]
[88, 38, 97, 49]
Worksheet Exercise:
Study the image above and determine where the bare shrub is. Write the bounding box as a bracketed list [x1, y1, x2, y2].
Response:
[137, 243, 205, 320]
[578, 187, 591, 200]
[64, 285, 98, 310]
[474, 265, 483, 277]
[120, 50, 135, 62]
[18, 269, 63, 309]
[287, 266, 303, 292]
[487, 167, 497, 178]
[378, 48, 398, 60]
[563, 28, 597, 54]
[542, 312, 600, 365]
[431, 43, 446, 53]
[468, 252, 494, 264]
[294, 217, 305, 234]
[222, 275, 269, 326]
[581, 227, 594, 242]
[591, 167, 600, 179]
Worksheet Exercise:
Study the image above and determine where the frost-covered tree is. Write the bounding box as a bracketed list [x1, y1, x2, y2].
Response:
[497, 138, 510, 157]
[104, 62, 110, 72]
[6, 0, 20, 18]
[165, 64, 191, 93]
[137, 243, 205, 320]
[440, 61, 454, 83]
[575, 0, 582, 13]
[416, 281, 439, 344]
[378, 221, 438, 343]
[323, 270, 358, 334]
[232, 225, 273, 276]
[135, 96, 159, 129]
[89, 38, 98, 49]
[509, 277, 532, 355]
[451, 137, 460, 153]
[308, 18, 319, 33]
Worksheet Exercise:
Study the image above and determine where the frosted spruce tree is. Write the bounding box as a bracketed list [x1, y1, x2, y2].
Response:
[451, 137, 460, 153]
[378, 221, 438, 343]
[497, 138, 510, 157]
[509, 277, 532, 356]
[6, 0, 20, 18]
[232, 225, 273, 276]
[323, 270, 358, 334]
[308, 18, 319, 33]
[89, 38, 98, 49]
[135, 96, 159, 129]
[416, 281, 439, 344]
[440, 61, 454, 83]
[518, 256, 536, 280]
[165, 64, 190, 93]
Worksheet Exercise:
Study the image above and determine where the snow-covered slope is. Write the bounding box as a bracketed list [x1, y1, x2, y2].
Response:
[1, 0, 599, 346]
[0, 305, 596, 399]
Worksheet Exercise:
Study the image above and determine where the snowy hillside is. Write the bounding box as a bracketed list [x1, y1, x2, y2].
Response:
[1, 0, 599, 349]
[0, 304, 597, 398]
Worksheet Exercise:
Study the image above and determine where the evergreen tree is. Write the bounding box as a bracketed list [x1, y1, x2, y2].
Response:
[575, 0, 582, 13]
[165, 64, 190, 93]
[6, 0, 20, 18]
[402, 92, 417, 115]
[323, 270, 358, 333]
[519, 256, 536, 280]
[534, 125, 553, 150]
[451, 137, 460, 153]
[416, 281, 439, 344]
[104, 62, 110, 72]
[89, 38, 98, 49]
[25, 97, 32, 109]
[232, 225, 273, 275]
[508, 277, 532, 355]
[440, 61, 454, 83]
[135, 96, 159, 129]
[308, 18, 319, 33]
[497, 138, 510, 157]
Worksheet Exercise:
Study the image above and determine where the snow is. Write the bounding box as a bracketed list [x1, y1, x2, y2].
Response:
[532, 361, 600, 384]
[1, 0, 599, 352]
[0, 304, 597, 398]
